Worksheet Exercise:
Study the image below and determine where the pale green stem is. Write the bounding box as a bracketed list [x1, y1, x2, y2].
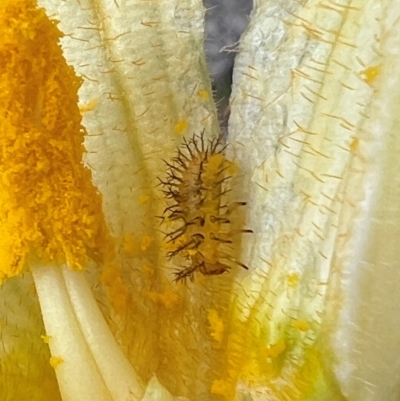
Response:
[31, 265, 143, 401]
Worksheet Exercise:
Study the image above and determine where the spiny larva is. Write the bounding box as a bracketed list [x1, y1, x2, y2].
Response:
[159, 132, 252, 283]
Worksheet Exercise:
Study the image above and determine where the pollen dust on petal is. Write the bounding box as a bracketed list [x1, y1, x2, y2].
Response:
[49, 356, 64, 369]
[207, 309, 224, 343]
[139, 194, 150, 204]
[122, 233, 138, 256]
[210, 379, 231, 397]
[41, 335, 52, 344]
[291, 320, 310, 332]
[265, 338, 286, 358]
[174, 119, 187, 134]
[0, 0, 114, 280]
[79, 98, 98, 114]
[140, 236, 154, 251]
[287, 273, 299, 288]
[360, 65, 381, 85]
[146, 290, 180, 309]
[198, 89, 209, 99]
[100, 264, 129, 314]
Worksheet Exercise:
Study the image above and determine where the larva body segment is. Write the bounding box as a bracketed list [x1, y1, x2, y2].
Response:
[160, 132, 252, 282]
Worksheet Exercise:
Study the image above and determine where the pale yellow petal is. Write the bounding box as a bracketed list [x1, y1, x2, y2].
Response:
[37, 1, 232, 399]
[228, 0, 400, 399]
[328, 5, 400, 399]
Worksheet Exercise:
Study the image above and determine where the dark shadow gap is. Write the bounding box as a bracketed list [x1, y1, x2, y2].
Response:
[203, 0, 254, 134]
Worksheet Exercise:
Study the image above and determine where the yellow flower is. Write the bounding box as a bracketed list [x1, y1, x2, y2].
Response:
[1, 0, 400, 400]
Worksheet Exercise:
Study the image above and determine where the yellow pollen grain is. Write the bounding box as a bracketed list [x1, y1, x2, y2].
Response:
[242, 358, 262, 383]
[207, 309, 224, 343]
[139, 194, 150, 204]
[79, 98, 98, 114]
[122, 233, 138, 255]
[147, 290, 180, 309]
[198, 89, 209, 99]
[211, 379, 230, 397]
[100, 265, 129, 313]
[140, 235, 154, 251]
[41, 335, 52, 344]
[287, 273, 299, 287]
[350, 136, 359, 153]
[162, 240, 175, 251]
[360, 65, 381, 84]
[266, 338, 286, 358]
[0, 0, 114, 279]
[49, 356, 64, 369]
[174, 119, 188, 134]
[291, 320, 310, 332]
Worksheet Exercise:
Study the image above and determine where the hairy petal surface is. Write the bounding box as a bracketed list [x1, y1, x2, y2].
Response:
[228, 0, 400, 400]
[37, 1, 234, 400]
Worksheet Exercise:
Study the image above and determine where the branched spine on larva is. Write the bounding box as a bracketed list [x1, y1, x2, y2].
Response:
[160, 132, 252, 282]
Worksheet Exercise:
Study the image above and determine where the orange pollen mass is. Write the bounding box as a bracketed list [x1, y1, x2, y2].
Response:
[0, 0, 113, 280]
